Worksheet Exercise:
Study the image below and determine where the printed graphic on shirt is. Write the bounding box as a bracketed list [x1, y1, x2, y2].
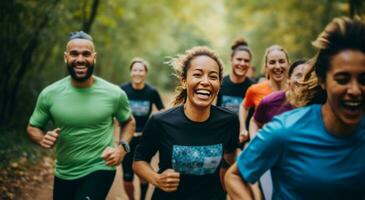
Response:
[172, 144, 222, 175]
[129, 100, 150, 116]
[222, 95, 243, 114]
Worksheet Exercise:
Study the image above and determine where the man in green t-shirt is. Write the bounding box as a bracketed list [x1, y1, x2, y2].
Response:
[27, 31, 135, 200]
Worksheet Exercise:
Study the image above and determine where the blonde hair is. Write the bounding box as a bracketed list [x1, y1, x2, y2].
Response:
[261, 45, 290, 79]
[167, 46, 224, 106]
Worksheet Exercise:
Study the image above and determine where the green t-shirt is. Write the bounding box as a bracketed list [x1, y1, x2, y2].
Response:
[29, 76, 131, 180]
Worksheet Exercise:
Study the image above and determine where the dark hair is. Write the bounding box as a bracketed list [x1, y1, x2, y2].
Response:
[230, 38, 252, 59]
[68, 31, 93, 41]
[288, 59, 307, 77]
[169, 46, 224, 106]
[313, 17, 365, 81]
[129, 57, 148, 72]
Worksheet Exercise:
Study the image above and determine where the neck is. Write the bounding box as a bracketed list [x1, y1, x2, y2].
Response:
[321, 104, 357, 137]
[71, 76, 94, 88]
[132, 82, 145, 90]
[183, 102, 211, 122]
[269, 79, 287, 91]
[229, 74, 246, 84]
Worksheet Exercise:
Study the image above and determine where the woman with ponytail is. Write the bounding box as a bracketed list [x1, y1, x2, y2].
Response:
[133, 46, 240, 200]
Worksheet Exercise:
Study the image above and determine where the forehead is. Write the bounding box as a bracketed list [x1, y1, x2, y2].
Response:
[131, 62, 146, 70]
[189, 55, 219, 72]
[267, 49, 286, 60]
[66, 39, 95, 52]
[292, 64, 307, 74]
[329, 50, 365, 73]
[233, 50, 250, 59]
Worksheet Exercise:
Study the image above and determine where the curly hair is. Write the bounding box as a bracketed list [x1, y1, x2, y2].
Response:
[167, 46, 224, 106]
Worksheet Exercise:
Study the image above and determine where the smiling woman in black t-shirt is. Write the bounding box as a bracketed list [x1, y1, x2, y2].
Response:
[133, 46, 240, 200]
[120, 57, 165, 200]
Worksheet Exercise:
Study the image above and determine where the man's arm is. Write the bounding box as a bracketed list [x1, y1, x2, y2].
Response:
[27, 124, 60, 149]
[103, 116, 135, 166]
[119, 115, 135, 143]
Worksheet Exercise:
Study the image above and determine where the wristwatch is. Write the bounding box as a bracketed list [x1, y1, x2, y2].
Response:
[118, 140, 130, 153]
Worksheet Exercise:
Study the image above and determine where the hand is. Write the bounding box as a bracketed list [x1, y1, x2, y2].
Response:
[239, 130, 249, 143]
[155, 169, 180, 192]
[101, 146, 126, 166]
[40, 128, 60, 149]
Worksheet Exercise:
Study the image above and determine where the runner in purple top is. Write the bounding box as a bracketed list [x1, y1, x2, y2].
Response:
[252, 59, 309, 129]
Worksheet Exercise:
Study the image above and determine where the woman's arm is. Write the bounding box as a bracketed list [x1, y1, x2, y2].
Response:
[249, 118, 263, 141]
[224, 162, 262, 200]
[239, 103, 251, 143]
[133, 161, 180, 192]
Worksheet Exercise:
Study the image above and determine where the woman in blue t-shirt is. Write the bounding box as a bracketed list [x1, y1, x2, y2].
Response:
[225, 17, 365, 200]
[133, 46, 240, 200]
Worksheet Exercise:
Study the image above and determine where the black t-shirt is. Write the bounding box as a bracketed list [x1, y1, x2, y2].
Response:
[134, 105, 239, 200]
[216, 75, 253, 114]
[121, 83, 164, 132]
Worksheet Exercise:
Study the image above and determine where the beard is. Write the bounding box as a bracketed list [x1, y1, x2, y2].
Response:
[66, 62, 94, 82]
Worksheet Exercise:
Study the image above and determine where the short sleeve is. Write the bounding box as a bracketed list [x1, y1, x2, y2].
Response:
[115, 89, 132, 123]
[152, 90, 165, 110]
[253, 99, 268, 124]
[133, 115, 159, 162]
[225, 115, 240, 153]
[243, 86, 255, 108]
[237, 117, 286, 183]
[29, 90, 51, 129]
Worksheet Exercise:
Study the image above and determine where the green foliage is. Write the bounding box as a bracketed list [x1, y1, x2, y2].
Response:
[0, 0, 364, 164]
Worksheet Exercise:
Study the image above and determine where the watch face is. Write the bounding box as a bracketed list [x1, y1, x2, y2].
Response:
[119, 141, 130, 153]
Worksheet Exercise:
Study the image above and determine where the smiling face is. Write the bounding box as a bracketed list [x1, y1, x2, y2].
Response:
[130, 62, 147, 85]
[266, 49, 289, 83]
[184, 55, 221, 110]
[231, 50, 251, 78]
[288, 63, 308, 92]
[64, 39, 96, 82]
[321, 50, 365, 128]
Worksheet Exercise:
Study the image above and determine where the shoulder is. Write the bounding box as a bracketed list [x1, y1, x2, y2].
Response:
[95, 76, 121, 91]
[271, 104, 320, 129]
[151, 106, 182, 122]
[211, 106, 238, 121]
[40, 76, 70, 96]
[94, 76, 127, 97]
[145, 83, 159, 93]
[261, 91, 285, 104]
[120, 82, 131, 90]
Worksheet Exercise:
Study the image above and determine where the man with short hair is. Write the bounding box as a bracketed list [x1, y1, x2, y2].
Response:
[27, 31, 135, 200]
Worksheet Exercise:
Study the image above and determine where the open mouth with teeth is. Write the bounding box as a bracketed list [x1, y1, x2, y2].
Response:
[272, 69, 285, 78]
[195, 89, 212, 100]
[341, 100, 364, 112]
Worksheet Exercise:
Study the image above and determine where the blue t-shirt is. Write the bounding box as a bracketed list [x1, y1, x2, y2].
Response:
[237, 104, 365, 200]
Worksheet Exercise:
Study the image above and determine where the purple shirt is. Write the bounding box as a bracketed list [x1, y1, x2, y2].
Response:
[253, 91, 293, 124]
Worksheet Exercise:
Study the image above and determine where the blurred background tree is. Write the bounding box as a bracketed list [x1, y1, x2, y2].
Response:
[0, 0, 364, 165]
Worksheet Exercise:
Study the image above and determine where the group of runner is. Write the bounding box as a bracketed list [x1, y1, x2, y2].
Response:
[27, 16, 365, 200]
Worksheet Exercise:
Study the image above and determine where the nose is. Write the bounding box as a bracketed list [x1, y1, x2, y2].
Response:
[348, 79, 361, 97]
[76, 54, 85, 62]
[200, 75, 209, 85]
